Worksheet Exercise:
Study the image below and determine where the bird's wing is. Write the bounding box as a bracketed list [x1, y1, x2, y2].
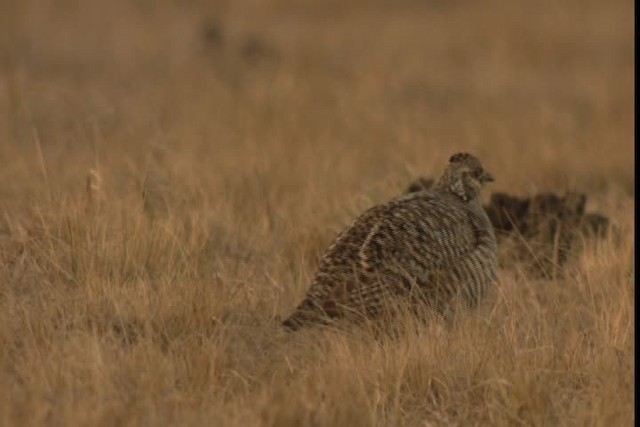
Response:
[292, 202, 391, 311]
[358, 195, 480, 275]
[362, 195, 500, 309]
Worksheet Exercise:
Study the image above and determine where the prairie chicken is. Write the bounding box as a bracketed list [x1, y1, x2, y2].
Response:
[282, 153, 498, 330]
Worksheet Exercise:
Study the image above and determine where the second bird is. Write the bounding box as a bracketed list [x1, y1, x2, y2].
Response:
[282, 153, 498, 330]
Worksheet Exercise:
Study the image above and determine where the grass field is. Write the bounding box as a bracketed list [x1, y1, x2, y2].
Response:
[0, 0, 634, 425]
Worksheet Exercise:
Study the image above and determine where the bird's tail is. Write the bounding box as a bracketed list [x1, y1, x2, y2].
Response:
[280, 316, 303, 331]
[274, 312, 303, 331]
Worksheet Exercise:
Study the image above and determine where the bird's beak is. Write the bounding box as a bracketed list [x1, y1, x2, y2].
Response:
[480, 171, 495, 183]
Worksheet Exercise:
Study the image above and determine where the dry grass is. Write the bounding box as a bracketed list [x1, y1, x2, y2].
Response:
[0, 0, 634, 425]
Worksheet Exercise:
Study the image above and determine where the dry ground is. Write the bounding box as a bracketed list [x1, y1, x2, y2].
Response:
[0, 0, 634, 425]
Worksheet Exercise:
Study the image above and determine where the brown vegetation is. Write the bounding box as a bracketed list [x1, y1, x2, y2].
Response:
[0, 0, 634, 425]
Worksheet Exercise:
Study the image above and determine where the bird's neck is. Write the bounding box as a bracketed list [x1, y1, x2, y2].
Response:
[435, 176, 480, 203]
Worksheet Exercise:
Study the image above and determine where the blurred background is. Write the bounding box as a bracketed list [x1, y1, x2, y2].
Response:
[0, 0, 633, 208]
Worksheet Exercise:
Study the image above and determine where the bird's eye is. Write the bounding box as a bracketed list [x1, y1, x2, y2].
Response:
[472, 169, 483, 178]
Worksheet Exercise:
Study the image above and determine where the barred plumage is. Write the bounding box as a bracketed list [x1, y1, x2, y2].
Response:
[282, 153, 498, 330]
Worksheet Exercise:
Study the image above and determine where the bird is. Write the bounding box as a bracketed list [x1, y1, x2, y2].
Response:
[281, 152, 498, 330]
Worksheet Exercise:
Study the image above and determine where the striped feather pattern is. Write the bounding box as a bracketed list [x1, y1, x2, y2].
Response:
[282, 153, 498, 330]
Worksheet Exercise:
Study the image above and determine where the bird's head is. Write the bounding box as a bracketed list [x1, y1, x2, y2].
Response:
[436, 152, 494, 202]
